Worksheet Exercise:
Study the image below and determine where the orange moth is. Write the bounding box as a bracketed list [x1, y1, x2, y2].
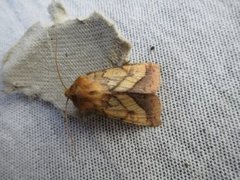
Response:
[53, 34, 161, 127]
[64, 64, 162, 127]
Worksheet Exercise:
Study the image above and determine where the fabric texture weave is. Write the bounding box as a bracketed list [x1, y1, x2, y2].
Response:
[0, 0, 239, 179]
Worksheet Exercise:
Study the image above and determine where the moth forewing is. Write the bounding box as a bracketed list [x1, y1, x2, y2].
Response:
[86, 63, 160, 94]
[104, 93, 161, 127]
[128, 63, 160, 94]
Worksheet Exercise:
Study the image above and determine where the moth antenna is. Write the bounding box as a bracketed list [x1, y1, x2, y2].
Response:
[54, 29, 76, 158]
[64, 98, 77, 159]
[54, 30, 67, 90]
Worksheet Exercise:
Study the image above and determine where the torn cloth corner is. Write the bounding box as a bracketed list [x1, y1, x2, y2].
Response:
[2, 10, 131, 115]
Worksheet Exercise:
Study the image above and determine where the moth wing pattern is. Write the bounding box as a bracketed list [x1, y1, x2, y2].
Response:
[86, 63, 160, 94]
[104, 93, 161, 127]
[66, 63, 162, 126]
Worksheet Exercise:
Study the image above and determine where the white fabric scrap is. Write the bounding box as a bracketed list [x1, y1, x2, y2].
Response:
[2, 2, 131, 115]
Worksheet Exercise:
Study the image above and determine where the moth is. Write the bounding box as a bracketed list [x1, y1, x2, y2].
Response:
[63, 63, 162, 127]
[53, 35, 161, 127]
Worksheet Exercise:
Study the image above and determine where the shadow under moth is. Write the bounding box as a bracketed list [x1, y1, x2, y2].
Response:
[64, 63, 162, 127]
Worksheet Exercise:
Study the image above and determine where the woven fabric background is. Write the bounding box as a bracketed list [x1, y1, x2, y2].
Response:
[0, 0, 240, 179]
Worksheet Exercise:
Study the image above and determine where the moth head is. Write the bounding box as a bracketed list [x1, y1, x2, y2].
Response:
[64, 76, 107, 112]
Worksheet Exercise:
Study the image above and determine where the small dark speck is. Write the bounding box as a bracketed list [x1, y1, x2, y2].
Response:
[150, 46, 155, 51]
[65, 53, 68, 57]
[184, 163, 190, 168]
[51, 38, 53, 40]
[79, 20, 86, 24]
[200, 129, 206, 133]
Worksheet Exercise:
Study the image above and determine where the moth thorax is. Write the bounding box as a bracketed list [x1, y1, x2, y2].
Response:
[64, 76, 106, 100]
